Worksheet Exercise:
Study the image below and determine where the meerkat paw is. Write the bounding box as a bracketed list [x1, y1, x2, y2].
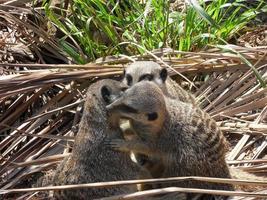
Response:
[105, 139, 131, 152]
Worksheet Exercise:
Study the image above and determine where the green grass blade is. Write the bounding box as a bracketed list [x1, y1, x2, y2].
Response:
[187, 0, 220, 28]
[217, 45, 266, 88]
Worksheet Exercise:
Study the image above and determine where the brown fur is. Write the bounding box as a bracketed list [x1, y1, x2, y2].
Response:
[107, 81, 234, 200]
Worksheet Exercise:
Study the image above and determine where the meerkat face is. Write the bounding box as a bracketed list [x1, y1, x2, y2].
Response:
[122, 61, 168, 87]
[106, 81, 166, 135]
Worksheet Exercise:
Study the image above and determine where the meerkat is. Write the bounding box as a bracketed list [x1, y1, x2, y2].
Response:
[122, 62, 267, 193]
[107, 81, 234, 200]
[121, 61, 197, 186]
[122, 61, 196, 105]
[51, 79, 152, 199]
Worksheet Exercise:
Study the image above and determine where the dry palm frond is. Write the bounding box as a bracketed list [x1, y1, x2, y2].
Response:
[1, 4, 267, 199]
[0, 5, 70, 64]
[0, 46, 266, 199]
[1, 178, 267, 200]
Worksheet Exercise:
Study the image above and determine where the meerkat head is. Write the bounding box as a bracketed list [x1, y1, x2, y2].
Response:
[106, 81, 166, 137]
[88, 79, 127, 105]
[99, 80, 128, 105]
[85, 79, 128, 126]
[122, 61, 168, 88]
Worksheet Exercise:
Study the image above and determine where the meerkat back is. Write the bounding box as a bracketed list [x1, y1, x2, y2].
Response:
[122, 61, 196, 105]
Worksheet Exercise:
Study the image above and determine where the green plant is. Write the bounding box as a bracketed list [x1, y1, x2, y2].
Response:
[43, 0, 266, 63]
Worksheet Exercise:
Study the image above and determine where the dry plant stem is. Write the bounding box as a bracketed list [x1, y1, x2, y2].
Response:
[24, 99, 85, 123]
[98, 187, 267, 200]
[227, 159, 267, 165]
[0, 43, 266, 195]
[7, 153, 70, 168]
[0, 63, 121, 69]
[0, 123, 75, 141]
[1, 176, 267, 194]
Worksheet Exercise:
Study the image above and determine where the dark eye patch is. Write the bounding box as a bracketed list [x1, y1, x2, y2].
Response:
[138, 74, 154, 82]
[147, 112, 158, 121]
[126, 74, 133, 86]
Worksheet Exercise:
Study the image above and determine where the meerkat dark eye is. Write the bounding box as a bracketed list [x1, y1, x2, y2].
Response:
[159, 68, 168, 82]
[101, 86, 111, 103]
[147, 112, 158, 121]
[125, 74, 133, 86]
[139, 74, 154, 82]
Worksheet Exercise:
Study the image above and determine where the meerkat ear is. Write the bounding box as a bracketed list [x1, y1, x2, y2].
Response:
[101, 86, 111, 103]
[123, 69, 126, 76]
[159, 68, 168, 82]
